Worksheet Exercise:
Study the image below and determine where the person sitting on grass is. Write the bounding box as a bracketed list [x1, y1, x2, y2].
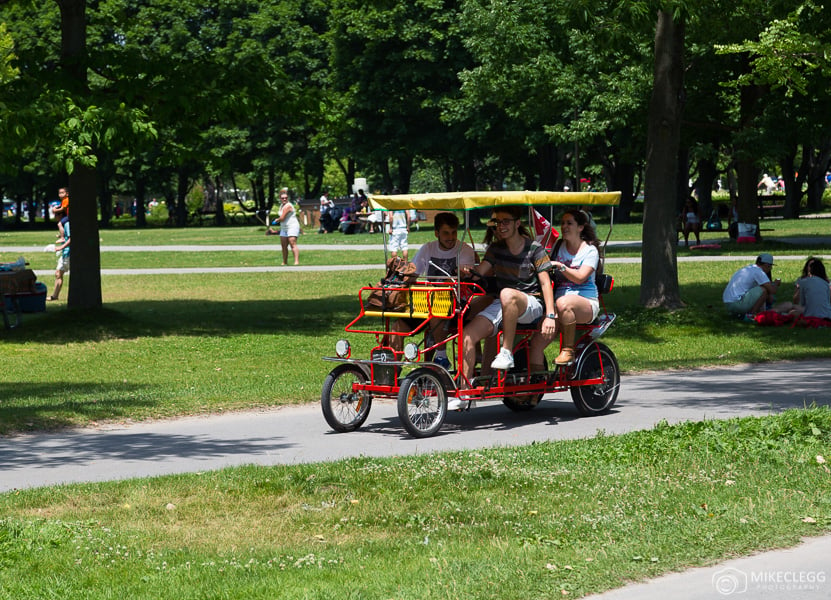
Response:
[722, 253, 780, 318]
[792, 257, 831, 321]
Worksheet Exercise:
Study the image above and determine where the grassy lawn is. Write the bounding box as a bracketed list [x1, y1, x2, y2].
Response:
[2, 224, 831, 599]
[0, 410, 829, 599]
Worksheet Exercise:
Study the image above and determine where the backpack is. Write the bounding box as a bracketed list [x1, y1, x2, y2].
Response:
[706, 210, 722, 231]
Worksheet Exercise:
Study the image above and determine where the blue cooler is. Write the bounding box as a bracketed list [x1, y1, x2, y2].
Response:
[4, 282, 48, 313]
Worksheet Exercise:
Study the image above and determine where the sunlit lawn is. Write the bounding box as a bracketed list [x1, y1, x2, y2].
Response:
[0, 409, 829, 599]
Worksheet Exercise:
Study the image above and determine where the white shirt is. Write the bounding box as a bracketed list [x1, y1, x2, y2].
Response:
[553, 242, 599, 299]
[412, 240, 476, 278]
[723, 264, 770, 303]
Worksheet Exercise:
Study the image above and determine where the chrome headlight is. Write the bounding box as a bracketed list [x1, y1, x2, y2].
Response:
[403, 343, 419, 362]
[335, 339, 351, 358]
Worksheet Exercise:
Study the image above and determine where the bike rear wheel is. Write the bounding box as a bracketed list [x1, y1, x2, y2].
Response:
[570, 342, 619, 416]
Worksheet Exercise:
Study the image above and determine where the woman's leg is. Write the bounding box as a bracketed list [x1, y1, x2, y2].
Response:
[289, 236, 299, 265]
[496, 288, 529, 355]
[553, 296, 595, 365]
[280, 237, 289, 265]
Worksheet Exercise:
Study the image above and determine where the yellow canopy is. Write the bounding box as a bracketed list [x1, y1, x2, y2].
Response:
[368, 190, 620, 211]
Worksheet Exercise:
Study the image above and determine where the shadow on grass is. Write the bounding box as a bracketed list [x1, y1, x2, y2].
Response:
[0, 381, 155, 435]
[2, 295, 360, 343]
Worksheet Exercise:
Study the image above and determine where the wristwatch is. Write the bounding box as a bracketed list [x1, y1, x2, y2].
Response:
[546, 313, 557, 319]
[558, 264, 567, 272]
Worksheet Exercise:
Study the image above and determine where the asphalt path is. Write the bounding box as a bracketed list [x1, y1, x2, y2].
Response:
[3, 359, 830, 493]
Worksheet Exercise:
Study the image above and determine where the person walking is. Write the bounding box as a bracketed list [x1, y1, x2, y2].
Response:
[273, 189, 300, 265]
[48, 205, 70, 301]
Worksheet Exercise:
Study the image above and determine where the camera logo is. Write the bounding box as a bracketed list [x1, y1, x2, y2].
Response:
[712, 567, 748, 595]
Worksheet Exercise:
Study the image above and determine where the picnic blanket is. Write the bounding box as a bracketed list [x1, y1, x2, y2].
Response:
[754, 310, 831, 329]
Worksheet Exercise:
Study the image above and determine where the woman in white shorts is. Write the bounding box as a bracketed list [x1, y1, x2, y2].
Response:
[388, 210, 410, 261]
[277, 190, 300, 265]
[530, 209, 601, 366]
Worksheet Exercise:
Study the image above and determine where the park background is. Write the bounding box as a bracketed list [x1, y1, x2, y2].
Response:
[0, 1, 830, 311]
[1, 1, 831, 598]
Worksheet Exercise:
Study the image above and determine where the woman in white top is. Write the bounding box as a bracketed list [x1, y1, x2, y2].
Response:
[682, 197, 701, 246]
[530, 209, 600, 367]
[277, 189, 300, 265]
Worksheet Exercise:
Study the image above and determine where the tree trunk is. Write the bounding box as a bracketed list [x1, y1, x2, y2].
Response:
[735, 83, 765, 225]
[780, 148, 800, 219]
[98, 171, 112, 228]
[59, 0, 102, 310]
[805, 140, 831, 213]
[175, 169, 189, 227]
[397, 155, 413, 194]
[694, 156, 718, 218]
[134, 176, 147, 228]
[67, 163, 102, 309]
[538, 142, 556, 190]
[640, 10, 684, 309]
[604, 158, 636, 224]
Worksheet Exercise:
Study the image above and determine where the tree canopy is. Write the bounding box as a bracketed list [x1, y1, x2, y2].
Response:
[0, 0, 829, 309]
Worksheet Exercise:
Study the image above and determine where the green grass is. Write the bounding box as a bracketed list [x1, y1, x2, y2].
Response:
[0, 409, 829, 599]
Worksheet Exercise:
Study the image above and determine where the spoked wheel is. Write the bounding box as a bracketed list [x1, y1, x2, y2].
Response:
[570, 342, 620, 416]
[321, 364, 372, 432]
[397, 368, 447, 438]
[503, 348, 546, 412]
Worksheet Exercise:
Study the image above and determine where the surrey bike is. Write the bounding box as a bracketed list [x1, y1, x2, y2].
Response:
[321, 191, 621, 438]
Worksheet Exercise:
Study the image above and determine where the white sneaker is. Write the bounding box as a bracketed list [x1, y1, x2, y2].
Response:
[490, 348, 515, 370]
[447, 398, 465, 411]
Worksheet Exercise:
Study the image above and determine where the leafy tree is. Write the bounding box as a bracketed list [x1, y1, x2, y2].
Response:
[329, 0, 474, 193]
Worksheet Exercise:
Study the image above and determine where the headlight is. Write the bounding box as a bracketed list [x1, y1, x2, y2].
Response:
[403, 343, 419, 361]
[335, 339, 351, 358]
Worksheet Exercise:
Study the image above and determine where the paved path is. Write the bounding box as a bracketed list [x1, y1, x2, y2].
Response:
[3, 360, 830, 493]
